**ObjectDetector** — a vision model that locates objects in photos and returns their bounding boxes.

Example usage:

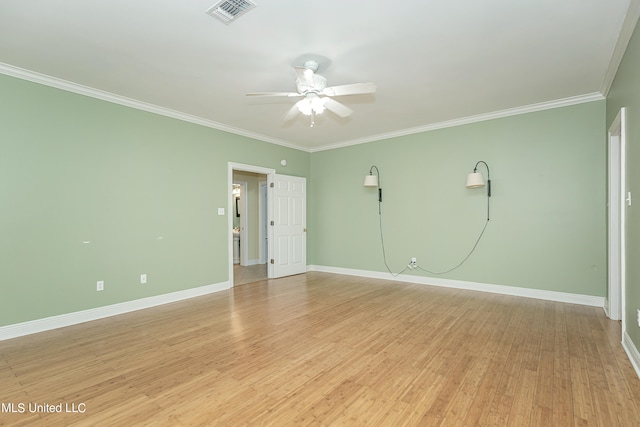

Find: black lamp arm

[369,166,382,202]
[474,161,491,197]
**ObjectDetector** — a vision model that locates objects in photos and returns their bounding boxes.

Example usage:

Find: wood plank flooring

[233,264,267,286]
[1,272,640,426]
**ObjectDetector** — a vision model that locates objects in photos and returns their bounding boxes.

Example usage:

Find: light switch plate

[218,208,225,215]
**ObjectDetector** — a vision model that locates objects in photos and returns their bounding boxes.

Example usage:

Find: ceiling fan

[246,60,376,126]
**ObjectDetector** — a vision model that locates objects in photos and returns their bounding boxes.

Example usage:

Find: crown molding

[1,62,605,154]
[600,0,640,96]
[0,62,307,152]
[310,92,605,152]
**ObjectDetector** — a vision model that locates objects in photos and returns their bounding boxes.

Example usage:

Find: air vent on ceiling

[206,0,257,24]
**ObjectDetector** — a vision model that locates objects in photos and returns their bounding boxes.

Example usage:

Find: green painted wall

[0,68,609,328]
[607,18,640,350]
[0,73,309,326]
[310,102,607,295]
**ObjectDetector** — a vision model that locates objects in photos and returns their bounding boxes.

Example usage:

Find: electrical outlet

[140,274,147,284]
[97,280,104,291]
[637,309,640,327]
[411,257,417,267]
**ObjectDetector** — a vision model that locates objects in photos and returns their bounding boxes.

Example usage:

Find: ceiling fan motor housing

[296,73,327,94]
[303,60,319,72]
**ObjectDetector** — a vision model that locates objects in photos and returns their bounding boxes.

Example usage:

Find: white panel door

[268,174,306,279]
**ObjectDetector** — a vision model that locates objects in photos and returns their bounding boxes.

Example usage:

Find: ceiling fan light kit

[246,59,376,126]
[295,93,326,116]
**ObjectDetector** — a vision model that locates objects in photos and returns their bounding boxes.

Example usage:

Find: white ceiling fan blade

[294,66,315,86]
[282,104,301,122]
[322,82,377,97]
[246,92,302,97]
[323,98,353,118]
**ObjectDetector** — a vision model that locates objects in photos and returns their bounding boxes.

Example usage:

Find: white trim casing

[258,181,268,265]
[607,107,627,324]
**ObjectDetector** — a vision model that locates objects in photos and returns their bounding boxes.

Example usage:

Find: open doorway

[232,171,267,285]
[229,163,275,286]
[228,162,308,285]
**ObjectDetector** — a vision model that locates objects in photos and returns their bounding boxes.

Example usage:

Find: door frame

[607,107,626,332]
[233,180,248,266]
[258,180,268,264]
[228,163,275,285]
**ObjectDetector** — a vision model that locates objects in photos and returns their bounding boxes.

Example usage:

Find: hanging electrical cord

[415,160,491,275]
[414,218,489,275]
[364,165,408,276]
[377,197,489,277]
[377,201,411,277]
[365,161,492,277]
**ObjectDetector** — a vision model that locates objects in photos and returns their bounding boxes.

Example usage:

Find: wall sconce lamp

[466,161,491,196]
[466,160,491,220]
[364,166,382,203]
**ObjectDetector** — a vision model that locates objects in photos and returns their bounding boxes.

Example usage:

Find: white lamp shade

[466,172,485,188]
[364,174,378,187]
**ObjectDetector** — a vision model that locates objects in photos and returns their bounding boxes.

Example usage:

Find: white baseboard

[623,331,640,379]
[307,265,605,307]
[309,265,640,380]
[0,281,230,341]
[242,259,263,266]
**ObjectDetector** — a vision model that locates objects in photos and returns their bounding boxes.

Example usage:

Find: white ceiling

[0,1,637,152]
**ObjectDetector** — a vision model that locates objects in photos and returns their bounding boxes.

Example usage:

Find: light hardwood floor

[1,272,640,426]
[233,264,267,286]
